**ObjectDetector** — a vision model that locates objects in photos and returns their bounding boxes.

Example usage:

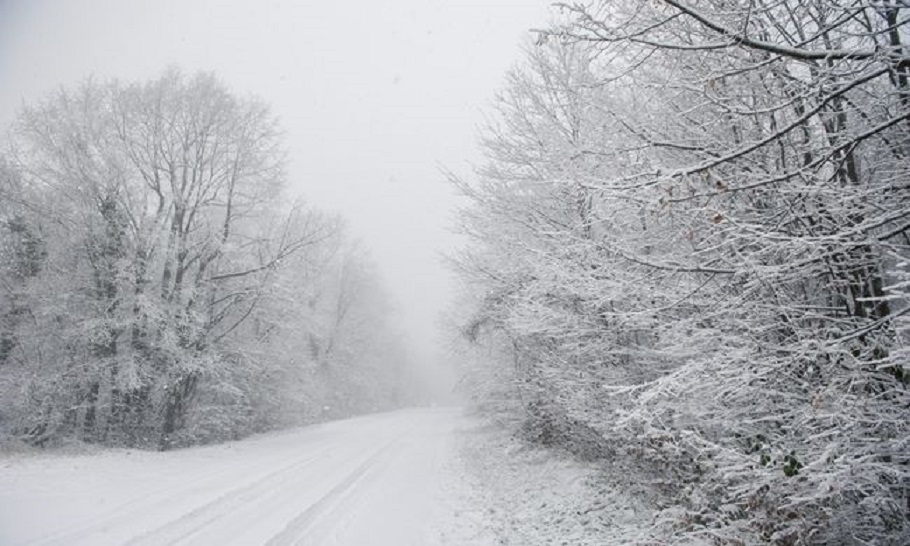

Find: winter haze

[1,1,909,545]
[0,0,553,395]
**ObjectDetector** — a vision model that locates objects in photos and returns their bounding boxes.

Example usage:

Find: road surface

[0,407,490,545]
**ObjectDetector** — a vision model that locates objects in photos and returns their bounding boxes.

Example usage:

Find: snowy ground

[0,407,494,546]
[453,417,656,545]
[0,407,653,545]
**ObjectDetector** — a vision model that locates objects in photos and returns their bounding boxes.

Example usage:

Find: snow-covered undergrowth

[455,416,657,545]
[446,1,910,543]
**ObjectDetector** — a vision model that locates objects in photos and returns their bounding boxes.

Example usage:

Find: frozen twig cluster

[0,70,414,450]
[451,1,910,544]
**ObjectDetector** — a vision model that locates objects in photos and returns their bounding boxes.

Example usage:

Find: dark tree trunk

[159,372,199,450]
[82,382,101,441]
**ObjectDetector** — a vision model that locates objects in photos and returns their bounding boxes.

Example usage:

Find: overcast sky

[0,0,555,379]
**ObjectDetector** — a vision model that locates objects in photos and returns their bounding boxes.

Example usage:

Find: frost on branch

[450,2,910,544]
[0,70,417,450]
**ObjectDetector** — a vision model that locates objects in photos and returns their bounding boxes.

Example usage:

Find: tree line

[0,69,415,450]
[451,1,909,544]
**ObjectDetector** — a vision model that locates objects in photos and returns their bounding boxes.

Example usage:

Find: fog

[0,0,553,396]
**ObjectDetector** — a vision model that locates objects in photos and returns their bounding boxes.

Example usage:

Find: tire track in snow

[31,446,335,546]
[29,455,250,546]
[7,410,463,546]
[124,445,338,546]
[264,431,407,546]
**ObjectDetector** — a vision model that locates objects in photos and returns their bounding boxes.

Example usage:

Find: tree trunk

[159,372,199,450]
[82,382,101,441]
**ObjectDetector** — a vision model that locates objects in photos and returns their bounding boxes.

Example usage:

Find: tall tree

[1,70,326,447]
[452,2,910,543]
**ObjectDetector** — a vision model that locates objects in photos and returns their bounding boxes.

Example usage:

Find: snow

[0,407,491,546]
[454,418,656,545]
[0,406,658,545]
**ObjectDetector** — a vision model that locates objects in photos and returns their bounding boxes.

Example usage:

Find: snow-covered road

[0,407,487,546]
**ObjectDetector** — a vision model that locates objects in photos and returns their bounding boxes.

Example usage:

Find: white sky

[0,0,555,374]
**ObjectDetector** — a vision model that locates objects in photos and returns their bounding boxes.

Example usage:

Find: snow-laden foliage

[451,2,910,544]
[0,70,416,450]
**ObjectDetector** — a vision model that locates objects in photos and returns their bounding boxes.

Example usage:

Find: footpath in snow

[1,406,647,545]
[0,407,498,546]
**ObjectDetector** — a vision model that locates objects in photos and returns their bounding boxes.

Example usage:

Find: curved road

[0,408,489,545]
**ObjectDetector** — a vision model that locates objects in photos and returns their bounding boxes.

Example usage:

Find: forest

[450,1,910,544]
[0,69,416,450]
[1,0,909,544]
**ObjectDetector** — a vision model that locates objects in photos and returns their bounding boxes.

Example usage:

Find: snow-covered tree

[0,69,416,449]
[452,2,910,543]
